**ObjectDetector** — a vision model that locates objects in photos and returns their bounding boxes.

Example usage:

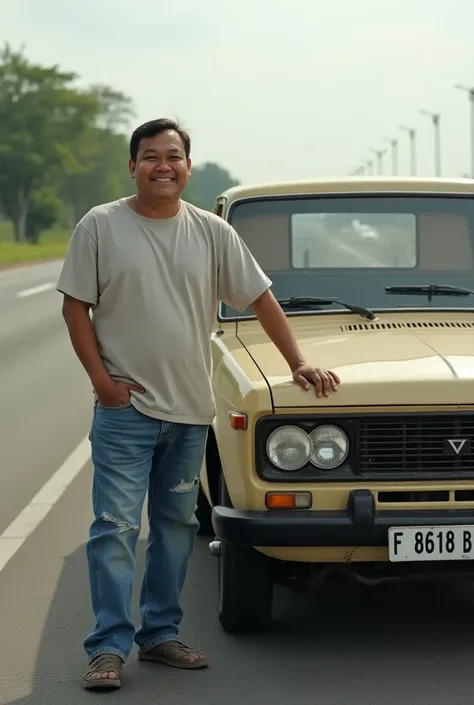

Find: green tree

[184,162,239,211]
[0,43,98,241]
[182,178,207,210]
[58,127,132,227]
[87,84,135,132]
[58,86,135,226]
[0,44,241,238]
[25,186,63,244]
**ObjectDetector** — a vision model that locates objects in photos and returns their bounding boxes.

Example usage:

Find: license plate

[388,525,474,562]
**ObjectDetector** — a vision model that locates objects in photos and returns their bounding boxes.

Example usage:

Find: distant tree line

[0,44,239,243]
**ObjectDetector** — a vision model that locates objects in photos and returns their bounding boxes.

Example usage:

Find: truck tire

[196,484,213,536]
[217,475,274,633]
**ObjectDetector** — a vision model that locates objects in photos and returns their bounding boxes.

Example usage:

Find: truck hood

[236,315,474,407]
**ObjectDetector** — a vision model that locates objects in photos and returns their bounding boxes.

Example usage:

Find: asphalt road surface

[1,261,474,705]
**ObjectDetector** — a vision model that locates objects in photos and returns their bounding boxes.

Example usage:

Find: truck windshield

[219,194,474,319]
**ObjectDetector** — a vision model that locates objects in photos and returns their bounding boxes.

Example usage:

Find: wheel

[196,484,214,536]
[217,475,274,633]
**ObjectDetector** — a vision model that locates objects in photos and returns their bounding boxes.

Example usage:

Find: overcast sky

[3,0,474,184]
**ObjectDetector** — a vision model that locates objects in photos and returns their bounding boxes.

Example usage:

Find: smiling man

[56,118,339,691]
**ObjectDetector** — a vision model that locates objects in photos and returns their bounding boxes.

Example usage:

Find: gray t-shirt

[56,198,272,425]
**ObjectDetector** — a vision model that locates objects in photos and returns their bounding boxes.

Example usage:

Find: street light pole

[370,148,387,175]
[383,137,398,175]
[420,110,441,176]
[399,125,416,175]
[454,84,474,178]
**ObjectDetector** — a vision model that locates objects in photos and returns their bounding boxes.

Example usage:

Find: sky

[3,0,474,184]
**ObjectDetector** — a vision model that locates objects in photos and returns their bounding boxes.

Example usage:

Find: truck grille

[359,414,474,474]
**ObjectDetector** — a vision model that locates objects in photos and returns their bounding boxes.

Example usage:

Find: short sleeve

[217,223,272,312]
[56,219,98,305]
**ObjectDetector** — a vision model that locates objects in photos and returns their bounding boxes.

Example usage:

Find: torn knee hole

[170,476,200,494]
[101,512,139,533]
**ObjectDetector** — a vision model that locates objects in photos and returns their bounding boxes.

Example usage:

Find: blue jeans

[84,401,208,663]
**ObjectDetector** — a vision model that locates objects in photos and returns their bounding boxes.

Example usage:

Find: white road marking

[0,436,91,573]
[17,282,55,298]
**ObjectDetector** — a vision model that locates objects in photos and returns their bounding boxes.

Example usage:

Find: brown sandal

[83,654,124,690]
[138,641,208,669]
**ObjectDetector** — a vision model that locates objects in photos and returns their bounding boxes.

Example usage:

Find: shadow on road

[6,537,474,705]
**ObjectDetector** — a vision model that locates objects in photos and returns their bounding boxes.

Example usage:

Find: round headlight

[266,425,311,471]
[309,425,349,470]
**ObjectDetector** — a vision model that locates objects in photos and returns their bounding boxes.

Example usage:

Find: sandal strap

[158,641,204,657]
[85,654,123,677]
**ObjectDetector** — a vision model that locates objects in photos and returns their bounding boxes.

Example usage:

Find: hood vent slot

[341,320,474,332]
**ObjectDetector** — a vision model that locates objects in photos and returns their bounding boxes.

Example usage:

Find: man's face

[129,130,191,202]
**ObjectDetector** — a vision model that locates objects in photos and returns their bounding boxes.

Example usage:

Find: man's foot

[138,641,208,669]
[82,654,124,690]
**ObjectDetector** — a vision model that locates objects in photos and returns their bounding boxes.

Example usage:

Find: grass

[0,221,70,268]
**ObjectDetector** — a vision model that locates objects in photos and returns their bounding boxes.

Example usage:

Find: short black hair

[129,118,191,162]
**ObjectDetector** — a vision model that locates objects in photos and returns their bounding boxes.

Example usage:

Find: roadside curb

[0,258,63,272]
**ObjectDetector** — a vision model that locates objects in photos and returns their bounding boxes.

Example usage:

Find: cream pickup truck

[195,177,474,633]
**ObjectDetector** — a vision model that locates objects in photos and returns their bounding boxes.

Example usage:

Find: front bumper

[211,489,474,547]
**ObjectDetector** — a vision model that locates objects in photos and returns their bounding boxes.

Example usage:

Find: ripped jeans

[84,401,208,663]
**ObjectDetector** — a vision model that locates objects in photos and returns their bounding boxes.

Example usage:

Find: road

[1,261,474,705]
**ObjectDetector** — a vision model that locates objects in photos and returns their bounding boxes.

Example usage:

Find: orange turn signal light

[267,493,296,509]
[266,492,312,509]
[229,411,248,430]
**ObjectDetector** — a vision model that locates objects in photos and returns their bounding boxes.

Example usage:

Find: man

[57,118,340,691]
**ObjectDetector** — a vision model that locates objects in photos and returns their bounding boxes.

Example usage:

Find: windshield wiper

[385,283,474,302]
[277,296,376,320]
